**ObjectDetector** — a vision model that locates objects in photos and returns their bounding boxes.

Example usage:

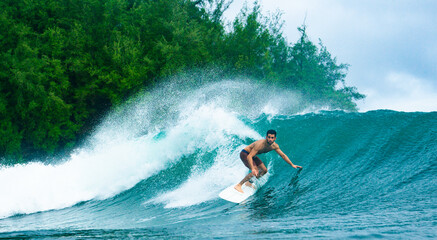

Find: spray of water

[0,76,315,218]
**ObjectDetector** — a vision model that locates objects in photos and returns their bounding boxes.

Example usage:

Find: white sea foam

[0,127,181,218]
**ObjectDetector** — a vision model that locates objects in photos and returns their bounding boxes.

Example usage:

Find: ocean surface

[1,80,436,239]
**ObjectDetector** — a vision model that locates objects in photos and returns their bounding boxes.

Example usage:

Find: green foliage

[221,4,277,77]
[0,0,364,161]
[286,26,365,109]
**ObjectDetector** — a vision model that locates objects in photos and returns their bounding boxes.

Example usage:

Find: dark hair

[266,129,277,136]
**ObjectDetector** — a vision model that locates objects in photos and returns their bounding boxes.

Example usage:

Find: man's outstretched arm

[275,148,302,169]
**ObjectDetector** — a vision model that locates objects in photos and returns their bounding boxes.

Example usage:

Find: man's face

[266,134,276,145]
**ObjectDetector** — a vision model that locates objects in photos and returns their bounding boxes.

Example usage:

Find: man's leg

[234,163,268,193]
[235,150,253,193]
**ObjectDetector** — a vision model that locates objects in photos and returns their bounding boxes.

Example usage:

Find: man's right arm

[247,151,259,176]
[248,141,263,176]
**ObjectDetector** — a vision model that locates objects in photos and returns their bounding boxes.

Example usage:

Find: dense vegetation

[0,0,364,161]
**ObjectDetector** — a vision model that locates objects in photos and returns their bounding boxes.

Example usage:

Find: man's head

[266,129,277,145]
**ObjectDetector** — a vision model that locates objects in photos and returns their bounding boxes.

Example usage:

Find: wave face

[0,80,436,239]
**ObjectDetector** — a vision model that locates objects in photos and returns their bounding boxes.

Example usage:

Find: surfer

[234,129,302,193]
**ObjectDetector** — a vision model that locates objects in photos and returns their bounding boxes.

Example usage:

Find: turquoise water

[1,80,436,239]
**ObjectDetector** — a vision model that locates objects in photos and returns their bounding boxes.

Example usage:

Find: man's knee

[259,165,267,173]
[258,168,267,177]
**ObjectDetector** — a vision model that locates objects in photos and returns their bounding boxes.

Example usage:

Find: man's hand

[292,164,303,169]
[251,168,259,177]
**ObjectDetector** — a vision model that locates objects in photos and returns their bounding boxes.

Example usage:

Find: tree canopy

[0,0,364,162]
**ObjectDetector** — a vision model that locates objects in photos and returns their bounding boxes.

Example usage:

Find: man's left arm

[275,148,302,169]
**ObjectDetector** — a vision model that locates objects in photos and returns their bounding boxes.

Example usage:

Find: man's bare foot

[244,181,255,189]
[234,184,244,193]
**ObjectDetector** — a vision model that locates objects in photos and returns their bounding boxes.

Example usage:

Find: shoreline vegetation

[0,0,364,162]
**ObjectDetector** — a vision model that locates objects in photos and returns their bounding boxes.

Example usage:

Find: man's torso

[244,139,277,155]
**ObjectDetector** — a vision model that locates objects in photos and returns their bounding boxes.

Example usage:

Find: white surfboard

[219,175,268,203]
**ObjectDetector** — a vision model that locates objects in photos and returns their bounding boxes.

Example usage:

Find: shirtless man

[234,129,302,193]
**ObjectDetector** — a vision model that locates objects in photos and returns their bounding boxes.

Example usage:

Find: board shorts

[240,149,264,169]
